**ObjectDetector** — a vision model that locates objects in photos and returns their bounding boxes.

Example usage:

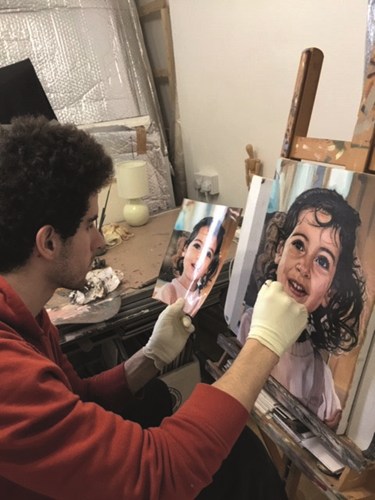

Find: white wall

[169,0,368,209]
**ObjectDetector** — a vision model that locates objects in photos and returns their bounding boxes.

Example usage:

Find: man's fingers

[181,315,195,334]
[163,298,194,332]
[182,316,192,328]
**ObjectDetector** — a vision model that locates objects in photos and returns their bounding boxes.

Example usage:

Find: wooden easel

[281,47,375,173]
[206,46,375,498]
[267,46,375,499]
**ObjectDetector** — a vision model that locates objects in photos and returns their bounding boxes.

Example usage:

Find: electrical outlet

[204,173,219,195]
[194,172,219,195]
[194,173,203,190]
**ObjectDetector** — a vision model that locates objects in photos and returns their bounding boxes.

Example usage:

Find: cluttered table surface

[101,208,181,293]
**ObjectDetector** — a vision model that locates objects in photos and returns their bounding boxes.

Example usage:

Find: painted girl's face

[275,209,341,313]
[182,227,218,284]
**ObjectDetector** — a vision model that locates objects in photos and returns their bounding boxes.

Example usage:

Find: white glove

[247,281,308,357]
[143,298,195,370]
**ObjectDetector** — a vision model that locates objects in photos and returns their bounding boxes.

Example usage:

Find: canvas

[230,159,375,436]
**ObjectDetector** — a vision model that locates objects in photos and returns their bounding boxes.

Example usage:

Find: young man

[0,116,307,499]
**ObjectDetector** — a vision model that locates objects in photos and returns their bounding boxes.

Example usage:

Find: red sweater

[0,277,248,500]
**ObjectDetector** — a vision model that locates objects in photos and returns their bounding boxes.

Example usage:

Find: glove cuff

[142,346,165,371]
[247,326,283,357]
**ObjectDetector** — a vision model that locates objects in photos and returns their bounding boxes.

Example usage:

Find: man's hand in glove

[143,298,195,370]
[247,280,308,357]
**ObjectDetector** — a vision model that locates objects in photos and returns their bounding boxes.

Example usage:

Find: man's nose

[93,227,106,253]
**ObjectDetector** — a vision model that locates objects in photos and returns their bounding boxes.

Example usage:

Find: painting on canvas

[235,159,375,434]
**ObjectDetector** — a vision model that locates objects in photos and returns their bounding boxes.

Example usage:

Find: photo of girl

[238,187,366,429]
[153,199,241,317]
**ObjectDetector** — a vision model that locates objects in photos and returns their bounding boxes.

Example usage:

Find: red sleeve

[0,332,248,500]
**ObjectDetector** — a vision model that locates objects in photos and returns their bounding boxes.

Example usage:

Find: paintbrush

[98,183,112,232]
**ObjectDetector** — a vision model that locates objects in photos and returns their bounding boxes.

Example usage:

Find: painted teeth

[291,281,304,292]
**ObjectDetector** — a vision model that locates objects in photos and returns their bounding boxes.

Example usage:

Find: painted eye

[193,242,201,250]
[316,255,330,270]
[292,239,304,252]
[206,250,213,259]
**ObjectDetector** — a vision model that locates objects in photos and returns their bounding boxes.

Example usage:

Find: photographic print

[153,198,241,317]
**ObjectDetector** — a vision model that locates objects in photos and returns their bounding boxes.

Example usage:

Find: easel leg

[256,425,301,497]
[284,461,302,500]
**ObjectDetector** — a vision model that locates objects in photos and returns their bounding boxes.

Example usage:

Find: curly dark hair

[0,115,114,272]
[255,188,365,353]
[175,216,225,290]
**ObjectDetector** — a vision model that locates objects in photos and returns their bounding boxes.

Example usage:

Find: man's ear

[35,225,60,259]
[274,241,285,265]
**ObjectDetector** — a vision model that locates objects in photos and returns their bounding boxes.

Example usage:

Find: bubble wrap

[81,118,174,213]
[367,0,375,72]
[0,0,173,211]
[0,0,159,123]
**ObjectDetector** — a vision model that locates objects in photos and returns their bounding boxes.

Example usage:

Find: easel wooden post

[281,47,375,173]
